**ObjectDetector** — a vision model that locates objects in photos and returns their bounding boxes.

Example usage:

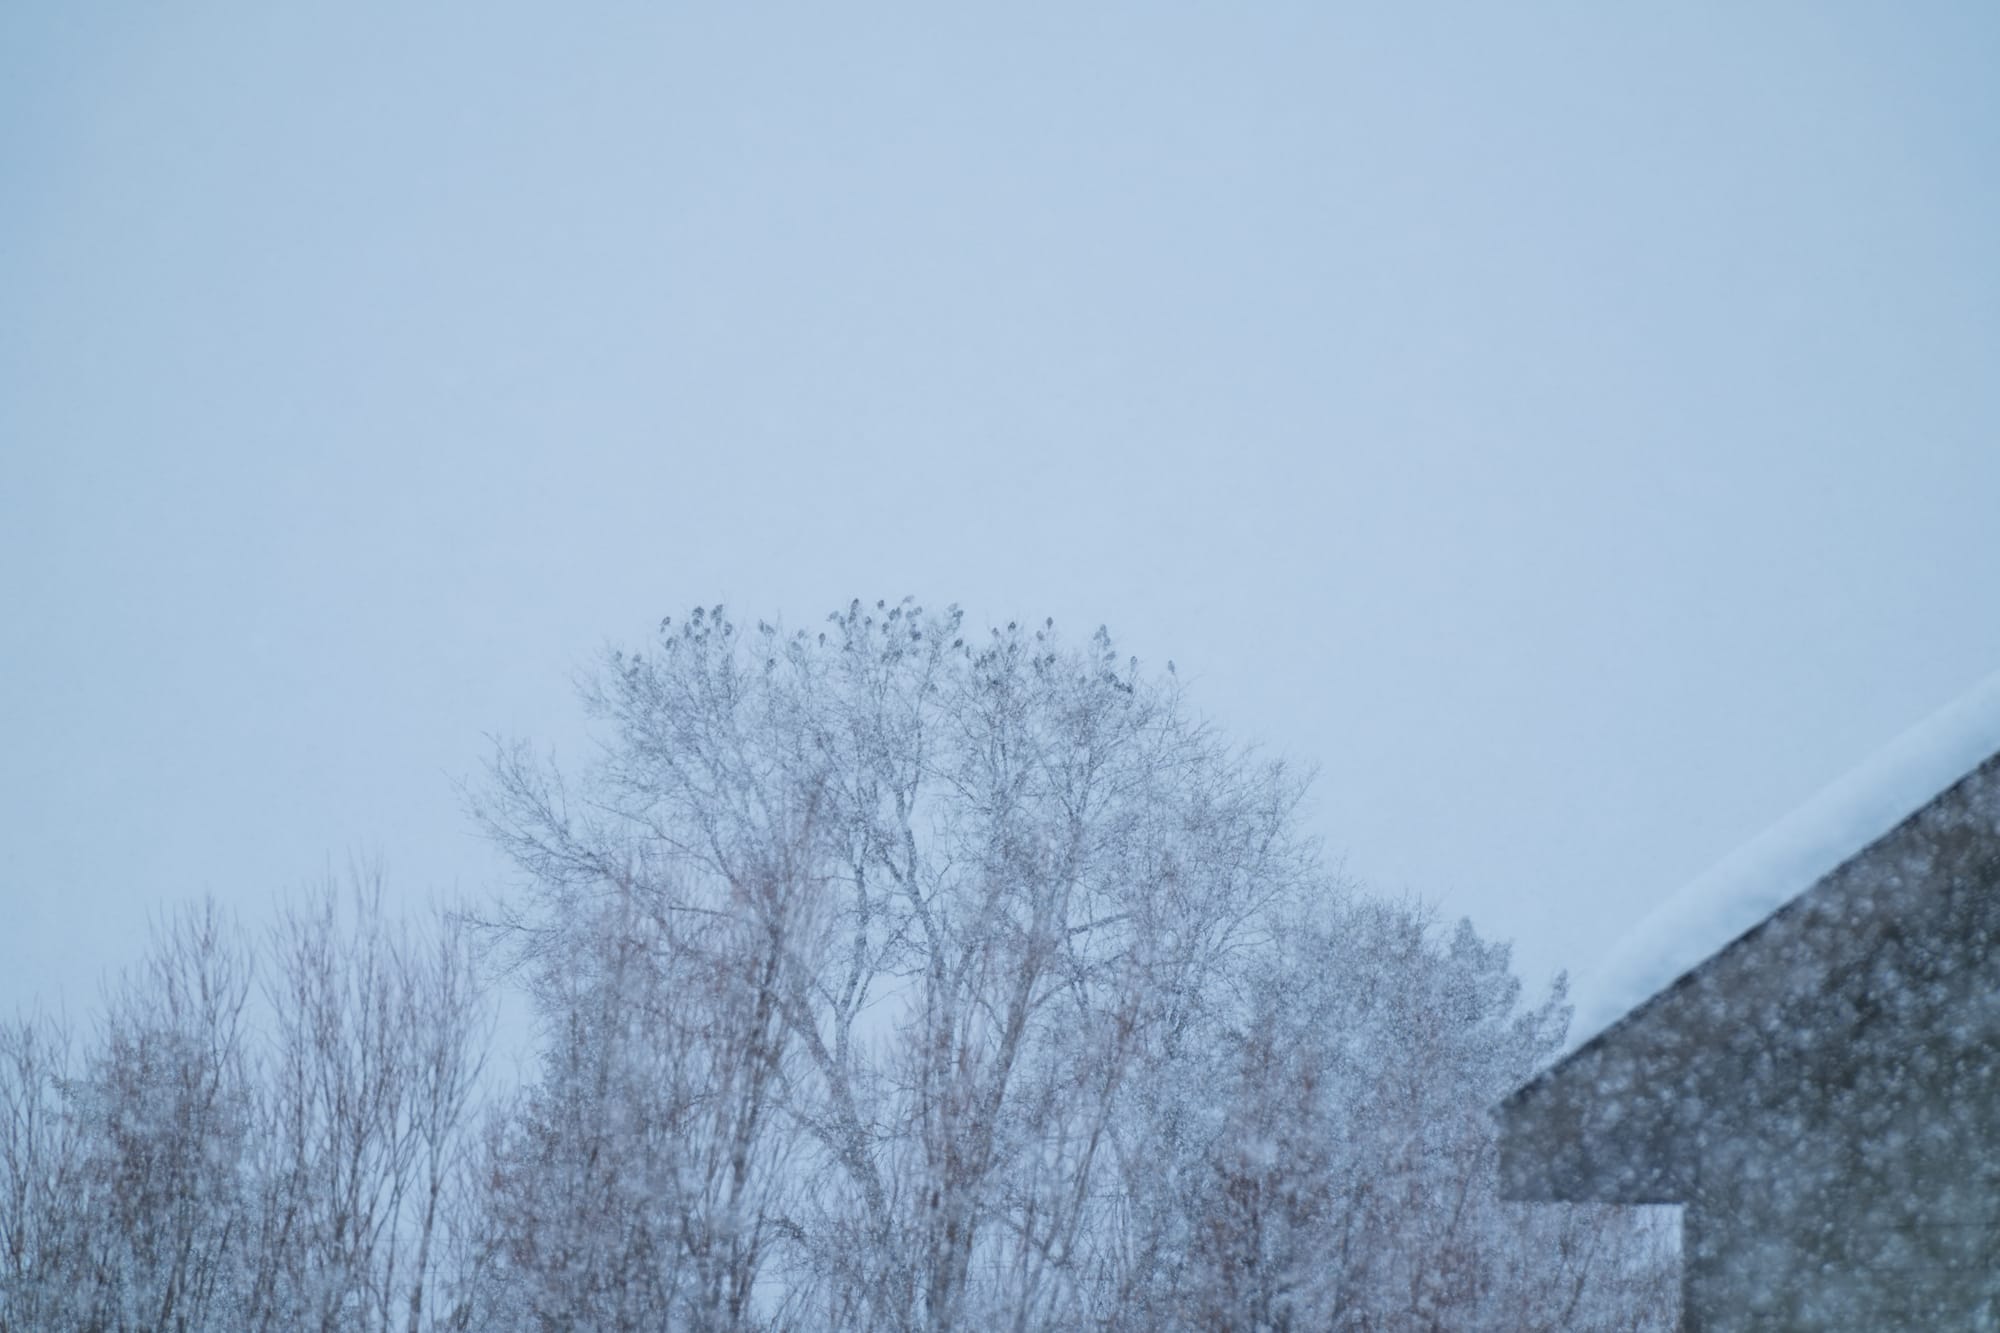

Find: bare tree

[0,1013,87,1332]
[2,885,491,1333]
[476,602,1318,1330]
[69,901,257,1333]
[463,825,812,1331]
[1162,899,1679,1331]
[250,875,488,1333]
[396,908,488,1333]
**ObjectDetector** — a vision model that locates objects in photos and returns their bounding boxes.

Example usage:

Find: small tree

[251,877,487,1333]
[0,1013,87,1333]
[1165,900,1679,1331]
[73,901,257,1333]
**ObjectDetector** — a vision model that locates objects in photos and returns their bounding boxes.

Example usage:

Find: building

[1498,673,2000,1330]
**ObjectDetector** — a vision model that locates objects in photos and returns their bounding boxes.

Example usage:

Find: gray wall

[1501,757,2000,1329]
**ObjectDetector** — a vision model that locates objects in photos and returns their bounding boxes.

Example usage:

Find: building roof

[1563,667,2000,1057]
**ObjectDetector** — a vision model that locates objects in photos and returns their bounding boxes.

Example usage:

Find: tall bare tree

[476,601,1319,1330]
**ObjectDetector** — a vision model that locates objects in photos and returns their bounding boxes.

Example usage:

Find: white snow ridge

[1565,668,2000,1055]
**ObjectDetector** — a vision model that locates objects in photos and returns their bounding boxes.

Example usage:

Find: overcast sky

[5,3,1998,1022]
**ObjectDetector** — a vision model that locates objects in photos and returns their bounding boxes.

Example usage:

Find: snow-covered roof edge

[1563,668,2000,1057]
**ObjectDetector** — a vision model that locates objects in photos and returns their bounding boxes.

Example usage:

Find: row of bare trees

[0,887,488,1333]
[4,602,1678,1330]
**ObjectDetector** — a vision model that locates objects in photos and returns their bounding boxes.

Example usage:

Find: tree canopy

[0,601,1677,1332]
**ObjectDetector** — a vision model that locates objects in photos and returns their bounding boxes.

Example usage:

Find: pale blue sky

[5,3,1998,1015]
